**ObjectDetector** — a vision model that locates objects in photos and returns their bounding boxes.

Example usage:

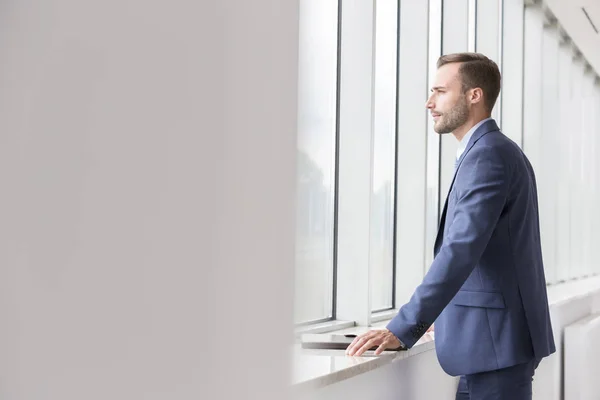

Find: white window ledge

[292,329,435,392]
[292,274,600,393]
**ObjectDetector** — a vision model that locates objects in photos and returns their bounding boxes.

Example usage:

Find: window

[568,56,584,280]
[294,0,436,328]
[370,0,399,313]
[540,21,560,284]
[294,0,339,324]
[556,36,572,282]
[293,0,600,331]
[475,0,502,121]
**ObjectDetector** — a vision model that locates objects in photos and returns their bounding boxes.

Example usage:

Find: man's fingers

[346,332,376,355]
[347,337,370,355]
[375,336,397,355]
[374,343,387,355]
[346,337,362,355]
[346,337,360,355]
[346,330,402,356]
[347,335,366,356]
[351,340,370,357]
[355,337,382,357]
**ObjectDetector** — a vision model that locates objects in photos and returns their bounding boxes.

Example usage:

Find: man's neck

[452,114,491,142]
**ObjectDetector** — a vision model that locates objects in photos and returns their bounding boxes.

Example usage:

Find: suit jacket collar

[452,119,500,181]
[456,117,493,160]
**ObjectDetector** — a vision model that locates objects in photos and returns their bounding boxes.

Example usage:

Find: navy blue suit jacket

[386,119,556,376]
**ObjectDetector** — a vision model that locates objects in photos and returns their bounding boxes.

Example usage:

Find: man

[346,53,555,399]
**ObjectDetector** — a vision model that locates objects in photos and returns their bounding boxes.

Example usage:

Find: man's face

[426,63,470,134]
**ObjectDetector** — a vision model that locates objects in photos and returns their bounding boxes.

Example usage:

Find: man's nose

[425,97,434,109]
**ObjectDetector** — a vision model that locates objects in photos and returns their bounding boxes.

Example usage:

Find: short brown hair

[437,52,501,113]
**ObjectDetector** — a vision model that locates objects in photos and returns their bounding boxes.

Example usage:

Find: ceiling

[582,1,600,33]
[545,0,600,76]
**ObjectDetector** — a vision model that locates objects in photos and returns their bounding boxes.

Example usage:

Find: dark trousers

[455,359,538,400]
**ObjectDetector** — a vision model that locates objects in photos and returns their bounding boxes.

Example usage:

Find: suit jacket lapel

[433,119,501,255]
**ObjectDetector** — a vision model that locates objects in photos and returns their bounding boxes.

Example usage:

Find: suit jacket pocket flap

[453,290,505,309]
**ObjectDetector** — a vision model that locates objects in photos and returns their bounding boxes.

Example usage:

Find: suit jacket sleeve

[386,145,512,348]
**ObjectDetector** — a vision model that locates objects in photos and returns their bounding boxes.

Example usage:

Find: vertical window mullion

[523,4,545,278]
[424,0,443,273]
[394,0,431,306]
[582,66,595,278]
[541,19,559,284]
[475,0,501,120]
[556,35,572,283]
[569,53,584,280]
[335,0,377,326]
[501,0,525,146]
[439,0,469,224]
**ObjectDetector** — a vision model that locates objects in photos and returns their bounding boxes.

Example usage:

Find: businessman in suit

[346,53,555,399]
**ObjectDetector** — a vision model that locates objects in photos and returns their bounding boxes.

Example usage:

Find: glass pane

[294,0,338,324]
[370,0,398,312]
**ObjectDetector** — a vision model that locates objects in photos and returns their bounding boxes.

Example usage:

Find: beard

[433,95,469,134]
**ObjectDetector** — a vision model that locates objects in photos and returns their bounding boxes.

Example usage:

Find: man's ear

[468,88,484,105]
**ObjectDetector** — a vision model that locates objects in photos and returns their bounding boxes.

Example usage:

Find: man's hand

[345,329,403,357]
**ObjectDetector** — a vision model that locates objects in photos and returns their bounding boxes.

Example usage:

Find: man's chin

[433,125,451,134]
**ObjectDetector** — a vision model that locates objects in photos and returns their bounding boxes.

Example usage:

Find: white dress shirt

[456,117,493,161]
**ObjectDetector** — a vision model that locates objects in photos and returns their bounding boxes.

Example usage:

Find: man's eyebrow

[431,86,446,92]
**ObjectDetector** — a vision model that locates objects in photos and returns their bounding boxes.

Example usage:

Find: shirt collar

[456,117,493,160]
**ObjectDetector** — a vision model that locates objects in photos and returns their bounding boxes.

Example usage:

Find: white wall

[534,287,600,400]
[0,1,298,399]
[564,313,600,399]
